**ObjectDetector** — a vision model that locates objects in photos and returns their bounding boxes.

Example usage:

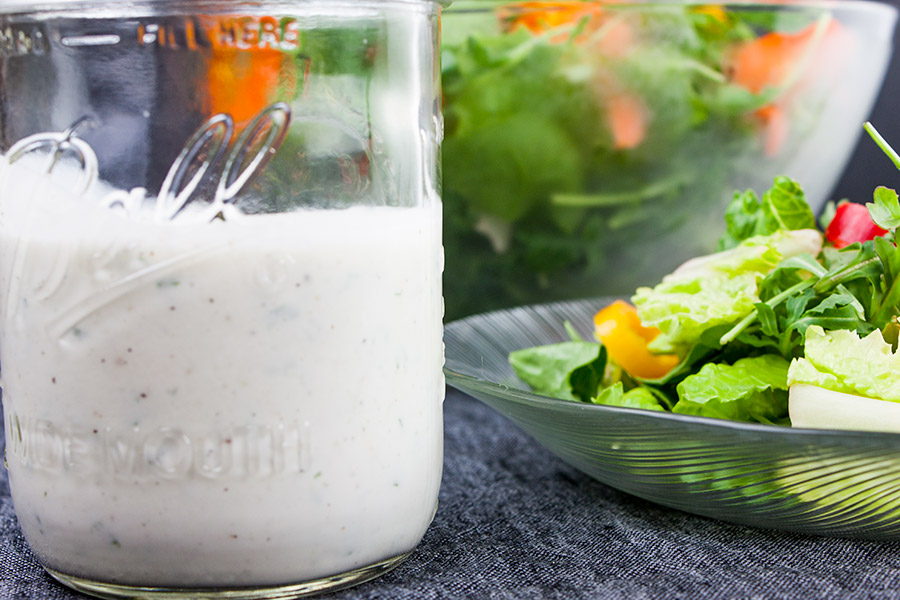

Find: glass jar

[0,1,446,598]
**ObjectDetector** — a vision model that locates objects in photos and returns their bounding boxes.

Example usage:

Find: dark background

[831,0,900,204]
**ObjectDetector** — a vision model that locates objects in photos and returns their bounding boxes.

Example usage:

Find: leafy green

[673,355,791,424]
[718,177,817,250]
[592,383,666,412]
[440,4,827,320]
[505,125,900,428]
[443,114,584,222]
[787,326,900,402]
[717,250,872,358]
[509,341,607,402]
[632,228,822,353]
[868,186,900,231]
[865,121,900,172]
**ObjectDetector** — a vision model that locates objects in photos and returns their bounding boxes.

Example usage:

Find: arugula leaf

[764,177,817,232]
[723,251,873,358]
[870,236,900,326]
[756,301,780,337]
[867,187,900,231]
[509,341,607,402]
[718,177,816,249]
[673,354,791,423]
[786,294,867,339]
[718,189,767,250]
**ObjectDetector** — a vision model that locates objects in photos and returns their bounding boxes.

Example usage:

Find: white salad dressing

[0,159,444,586]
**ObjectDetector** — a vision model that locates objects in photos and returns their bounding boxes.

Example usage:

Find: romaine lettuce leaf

[787,325,900,402]
[632,229,822,352]
[673,354,791,423]
[591,383,666,411]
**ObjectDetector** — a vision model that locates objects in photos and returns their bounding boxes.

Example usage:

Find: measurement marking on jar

[61,34,121,47]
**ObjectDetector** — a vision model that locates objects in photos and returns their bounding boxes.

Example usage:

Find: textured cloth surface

[3,389,900,599]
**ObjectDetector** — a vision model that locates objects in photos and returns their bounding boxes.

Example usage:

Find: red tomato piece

[825,202,888,249]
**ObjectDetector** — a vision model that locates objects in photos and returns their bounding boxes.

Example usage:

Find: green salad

[509,124,900,430]
[441,1,853,319]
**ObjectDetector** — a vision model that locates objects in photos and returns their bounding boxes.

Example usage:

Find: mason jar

[0,1,446,597]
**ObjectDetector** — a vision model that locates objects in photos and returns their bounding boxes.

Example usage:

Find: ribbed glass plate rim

[444,296,900,445]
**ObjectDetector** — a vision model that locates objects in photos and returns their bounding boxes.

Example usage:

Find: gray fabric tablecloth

[3,388,900,599]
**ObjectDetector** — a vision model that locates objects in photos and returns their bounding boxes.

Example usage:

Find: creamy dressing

[0,160,444,586]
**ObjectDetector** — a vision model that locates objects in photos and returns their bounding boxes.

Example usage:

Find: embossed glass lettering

[0,24,49,57]
[5,413,311,480]
[137,16,303,52]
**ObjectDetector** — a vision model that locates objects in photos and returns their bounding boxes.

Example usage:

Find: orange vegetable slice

[593,300,679,379]
[501,1,605,35]
[606,92,647,150]
[500,1,643,148]
[206,48,292,124]
[499,0,632,53]
[728,17,850,156]
[754,104,789,158]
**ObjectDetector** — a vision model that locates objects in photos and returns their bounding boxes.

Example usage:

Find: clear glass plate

[444,297,900,539]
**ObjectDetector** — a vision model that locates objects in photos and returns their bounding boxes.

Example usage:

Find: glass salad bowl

[445,297,900,539]
[440,0,898,320]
